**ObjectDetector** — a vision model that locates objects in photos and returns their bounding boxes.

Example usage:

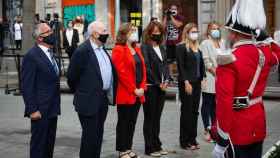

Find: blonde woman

[199,22,225,142]
[176,23,206,150]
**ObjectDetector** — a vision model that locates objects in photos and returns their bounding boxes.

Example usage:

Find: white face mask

[189,32,199,41]
[128,32,139,42]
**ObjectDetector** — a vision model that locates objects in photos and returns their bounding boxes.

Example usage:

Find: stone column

[95,0,109,28]
[115,0,120,32]
[142,0,151,29]
[275,0,280,30]
[215,0,232,24]
[35,0,45,19]
[22,0,36,54]
[0,0,3,17]
[152,0,163,21]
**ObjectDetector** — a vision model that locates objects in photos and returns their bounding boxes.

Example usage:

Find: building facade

[1,0,280,51]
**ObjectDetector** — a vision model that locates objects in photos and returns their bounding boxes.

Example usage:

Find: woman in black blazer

[176,23,206,150]
[141,21,170,157]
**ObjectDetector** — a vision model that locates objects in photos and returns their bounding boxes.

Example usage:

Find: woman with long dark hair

[141,21,170,157]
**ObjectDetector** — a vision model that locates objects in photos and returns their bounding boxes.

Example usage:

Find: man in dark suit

[67,21,117,158]
[21,23,61,158]
[63,20,79,59]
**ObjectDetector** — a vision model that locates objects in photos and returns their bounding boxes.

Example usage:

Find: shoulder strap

[247,48,266,97]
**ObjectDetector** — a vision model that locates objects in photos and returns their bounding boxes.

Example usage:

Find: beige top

[199,39,225,93]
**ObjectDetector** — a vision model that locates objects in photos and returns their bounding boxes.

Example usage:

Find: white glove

[212,144,227,158]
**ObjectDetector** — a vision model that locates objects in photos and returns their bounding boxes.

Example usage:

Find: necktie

[48,49,59,75]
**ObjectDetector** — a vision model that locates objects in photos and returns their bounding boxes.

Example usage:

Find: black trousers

[30,117,57,158]
[178,81,201,147]
[166,45,176,63]
[15,40,22,50]
[143,86,166,154]
[116,101,141,152]
[201,92,216,130]
[226,142,263,158]
[65,46,77,59]
[78,106,108,158]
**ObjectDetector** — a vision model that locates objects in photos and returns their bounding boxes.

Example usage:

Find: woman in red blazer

[112,23,146,158]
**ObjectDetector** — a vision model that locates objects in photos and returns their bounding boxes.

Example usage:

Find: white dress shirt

[14,23,23,40]
[153,46,163,61]
[66,29,73,46]
[90,40,113,90]
[38,44,59,74]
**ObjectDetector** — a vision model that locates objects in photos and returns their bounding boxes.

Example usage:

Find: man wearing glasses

[21,23,61,158]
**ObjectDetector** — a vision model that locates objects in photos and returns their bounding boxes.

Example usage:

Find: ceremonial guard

[212,0,280,158]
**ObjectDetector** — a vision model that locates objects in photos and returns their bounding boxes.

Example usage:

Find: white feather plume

[227,0,241,24]
[238,0,266,29]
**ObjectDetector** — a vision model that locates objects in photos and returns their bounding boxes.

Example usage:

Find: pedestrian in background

[163,4,184,78]
[50,13,63,53]
[176,23,206,150]
[67,21,117,158]
[14,16,23,50]
[199,22,225,143]
[63,20,79,59]
[21,23,61,158]
[74,16,85,45]
[141,21,170,157]
[112,23,146,158]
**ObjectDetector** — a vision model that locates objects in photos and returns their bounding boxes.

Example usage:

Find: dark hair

[170,4,178,9]
[115,23,134,45]
[143,21,165,45]
[53,13,59,19]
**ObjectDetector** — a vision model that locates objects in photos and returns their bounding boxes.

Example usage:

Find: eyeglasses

[190,31,199,34]
[39,30,53,36]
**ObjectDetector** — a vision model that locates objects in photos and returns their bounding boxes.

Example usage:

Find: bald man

[21,23,61,158]
[67,21,117,158]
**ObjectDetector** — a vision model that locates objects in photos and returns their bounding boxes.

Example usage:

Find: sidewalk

[0,93,280,158]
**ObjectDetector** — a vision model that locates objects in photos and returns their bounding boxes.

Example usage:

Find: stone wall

[22,0,36,53]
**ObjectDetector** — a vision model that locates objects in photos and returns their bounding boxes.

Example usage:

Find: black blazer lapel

[35,45,57,76]
[86,40,103,84]
[159,45,166,62]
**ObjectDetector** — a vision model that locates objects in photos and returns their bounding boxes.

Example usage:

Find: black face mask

[42,33,56,46]
[151,34,162,43]
[98,34,109,44]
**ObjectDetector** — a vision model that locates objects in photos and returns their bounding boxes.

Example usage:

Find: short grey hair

[33,23,48,39]
[87,21,105,39]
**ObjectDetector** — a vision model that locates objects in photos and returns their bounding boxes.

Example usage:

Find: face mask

[98,34,109,44]
[42,33,56,46]
[68,23,73,28]
[128,32,139,42]
[210,29,221,39]
[170,10,177,16]
[151,34,162,43]
[189,32,199,41]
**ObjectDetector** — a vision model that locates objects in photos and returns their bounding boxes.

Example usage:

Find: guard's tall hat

[225,0,266,36]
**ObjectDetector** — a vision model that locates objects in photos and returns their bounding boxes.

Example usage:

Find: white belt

[248,96,263,106]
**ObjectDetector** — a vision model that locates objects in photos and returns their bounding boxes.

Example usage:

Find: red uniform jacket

[112,44,147,105]
[216,41,280,145]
